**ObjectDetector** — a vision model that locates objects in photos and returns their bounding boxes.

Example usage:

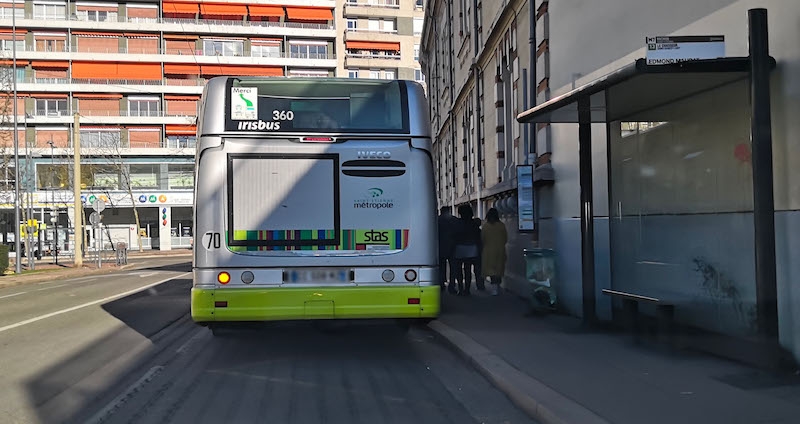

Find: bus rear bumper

[191,286,440,322]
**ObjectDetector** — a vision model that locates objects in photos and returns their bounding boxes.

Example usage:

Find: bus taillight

[218,272,231,284]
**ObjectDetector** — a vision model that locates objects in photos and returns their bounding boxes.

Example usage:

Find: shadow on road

[23,276,192,424]
[132,260,192,273]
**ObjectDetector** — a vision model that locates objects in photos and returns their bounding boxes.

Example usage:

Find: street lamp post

[11,0,21,273]
[47,140,58,265]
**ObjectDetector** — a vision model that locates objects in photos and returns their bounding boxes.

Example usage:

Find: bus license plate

[287,269,348,284]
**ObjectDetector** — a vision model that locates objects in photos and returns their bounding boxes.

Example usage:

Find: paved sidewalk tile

[434,288,800,424]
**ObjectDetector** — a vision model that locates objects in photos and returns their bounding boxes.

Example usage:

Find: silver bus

[191,77,439,333]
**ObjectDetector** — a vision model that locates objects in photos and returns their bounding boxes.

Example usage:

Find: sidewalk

[428,287,800,424]
[0,249,192,289]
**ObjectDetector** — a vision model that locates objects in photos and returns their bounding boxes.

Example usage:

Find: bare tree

[82,130,146,252]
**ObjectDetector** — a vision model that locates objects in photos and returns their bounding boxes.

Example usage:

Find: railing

[20,45,337,60]
[345,0,400,9]
[18,77,207,87]
[171,236,192,248]
[346,28,399,34]
[124,16,333,30]
[346,53,401,60]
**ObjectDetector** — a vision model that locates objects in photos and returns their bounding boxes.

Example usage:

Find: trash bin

[523,248,557,312]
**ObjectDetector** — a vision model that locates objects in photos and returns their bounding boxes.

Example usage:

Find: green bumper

[191,286,440,322]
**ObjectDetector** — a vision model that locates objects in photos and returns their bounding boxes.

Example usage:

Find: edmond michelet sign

[646,35,725,65]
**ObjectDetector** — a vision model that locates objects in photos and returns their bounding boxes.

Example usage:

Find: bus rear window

[226,79,408,134]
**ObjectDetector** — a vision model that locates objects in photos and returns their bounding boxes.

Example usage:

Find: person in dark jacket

[452,205,481,295]
[437,206,458,292]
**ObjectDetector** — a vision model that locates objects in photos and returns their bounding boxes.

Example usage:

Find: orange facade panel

[200,4,247,16]
[345,40,400,51]
[128,128,162,147]
[35,69,67,79]
[126,6,158,19]
[0,130,26,148]
[165,39,196,55]
[285,7,332,21]
[164,63,200,75]
[163,2,198,14]
[165,125,196,135]
[248,5,284,17]
[31,61,69,68]
[72,62,162,80]
[35,129,69,148]
[200,65,282,77]
[77,37,119,53]
[79,99,120,116]
[127,38,159,54]
[166,99,197,116]
[0,60,28,66]
[164,95,200,100]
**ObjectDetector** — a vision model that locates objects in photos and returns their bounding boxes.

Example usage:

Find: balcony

[345,0,400,10]
[1,15,335,38]
[24,109,196,125]
[15,45,337,68]
[344,52,401,67]
[16,77,205,94]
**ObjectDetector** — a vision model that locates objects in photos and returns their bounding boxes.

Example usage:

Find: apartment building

[421,0,800,366]
[0,0,423,254]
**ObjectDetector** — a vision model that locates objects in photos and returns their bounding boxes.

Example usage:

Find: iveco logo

[357,151,391,159]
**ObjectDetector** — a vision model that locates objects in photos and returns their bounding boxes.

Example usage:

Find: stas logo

[237,120,281,131]
[364,230,389,242]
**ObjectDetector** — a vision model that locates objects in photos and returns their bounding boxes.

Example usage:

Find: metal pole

[748,8,779,341]
[578,96,596,324]
[73,113,83,267]
[98,223,102,268]
[11,0,21,273]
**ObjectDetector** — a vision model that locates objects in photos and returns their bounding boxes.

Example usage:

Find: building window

[346,19,357,31]
[382,19,395,33]
[348,69,358,79]
[369,70,380,79]
[34,35,67,53]
[289,41,328,59]
[166,135,196,149]
[416,0,424,9]
[80,131,121,149]
[203,39,244,57]
[77,9,118,22]
[168,164,194,190]
[251,44,281,58]
[383,70,395,80]
[128,98,160,117]
[128,164,160,189]
[414,44,420,61]
[35,99,69,116]
[0,66,25,82]
[0,6,24,19]
[33,2,66,20]
[413,18,424,35]
[414,69,425,82]
[0,39,25,52]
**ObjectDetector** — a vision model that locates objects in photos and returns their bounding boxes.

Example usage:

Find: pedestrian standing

[452,205,480,296]
[437,206,457,292]
[481,208,507,296]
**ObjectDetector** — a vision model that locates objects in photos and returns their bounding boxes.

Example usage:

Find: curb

[427,320,610,424]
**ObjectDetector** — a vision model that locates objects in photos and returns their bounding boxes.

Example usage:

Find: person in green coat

[481,208,508,296]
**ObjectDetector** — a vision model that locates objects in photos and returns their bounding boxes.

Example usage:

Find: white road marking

[138,272,159,278]
[0,272,191,334]
[36,284,68,291]
[0,292,26,300]
[85,366,165,424]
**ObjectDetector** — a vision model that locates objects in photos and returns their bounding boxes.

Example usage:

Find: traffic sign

[92,199,106,212]
[89,211,101,226]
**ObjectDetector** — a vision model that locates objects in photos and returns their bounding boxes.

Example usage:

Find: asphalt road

[0,257,535,424]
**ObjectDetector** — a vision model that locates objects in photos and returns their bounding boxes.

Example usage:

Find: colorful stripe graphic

[228,229,410,252]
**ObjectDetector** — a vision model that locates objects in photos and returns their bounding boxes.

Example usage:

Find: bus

[191,77,439,333]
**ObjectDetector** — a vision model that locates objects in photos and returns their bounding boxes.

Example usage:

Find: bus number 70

[204,232,221,249]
